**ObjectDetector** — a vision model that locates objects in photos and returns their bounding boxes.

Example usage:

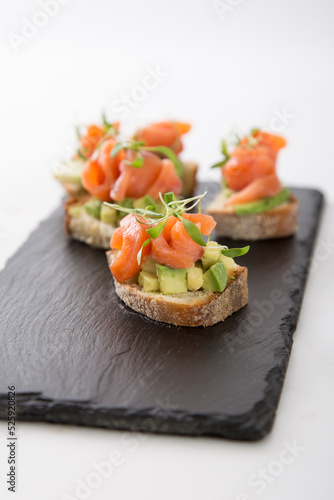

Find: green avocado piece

[84,198,102,219]
[187,266,203,291]
[138,271,159,293]
[156,264,187,294]
[202,261,227,292]
[133,195,157,211]
[54,159,83,185]
[201,241,221,269]
[234,187,290,215]
[100,204,117,224]
[68,204,82,218]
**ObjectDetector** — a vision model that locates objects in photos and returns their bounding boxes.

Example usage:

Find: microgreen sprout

[102,113,119,136]
[211,139,230,169]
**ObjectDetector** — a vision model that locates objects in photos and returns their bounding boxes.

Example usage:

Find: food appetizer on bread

[206,129,298,240]
[106,192,249,327]
[54,116,198,249]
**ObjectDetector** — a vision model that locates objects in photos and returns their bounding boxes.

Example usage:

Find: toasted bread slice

[206,191,299,240]
[64,197,116,249]
[106,250,248,327]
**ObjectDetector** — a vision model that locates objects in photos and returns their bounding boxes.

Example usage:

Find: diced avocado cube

[117,198,134,221]
[84,198,102,219]
[219,254,236,277]
[156,264,187,295]
[202,261,227,292]
[54,159,83,185]
[68,205,82,218]
[138,271,159,293]
[133,195,157,211]
[142,255,158,274]
[201,241,221,269]
[187,266,203,291]
[100,204,117,224]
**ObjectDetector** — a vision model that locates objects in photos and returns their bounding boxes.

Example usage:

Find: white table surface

[1,1,333,498]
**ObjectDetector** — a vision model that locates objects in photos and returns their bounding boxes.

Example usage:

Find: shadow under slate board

[0,185,323,440]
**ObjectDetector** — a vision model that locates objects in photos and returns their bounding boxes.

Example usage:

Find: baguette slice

[206,191,299,240]
[107,250,248,327]
[64,161,198,249]
[64,196,116,249]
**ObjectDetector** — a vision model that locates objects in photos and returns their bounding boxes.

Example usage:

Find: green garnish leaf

[221,139,229,157]
[211,139,230,169]
[250,128,260,136]
[147,219,167,239]
[102,112,109,127]
[76,126,81,141]
[230,276,236,280]
[77,149,87,161]
[143,146,183,177]
[111,142,125,157]
[211,160,226,169]
[164,192,176,205]
[221,246,250,258]
[180,217,206,246]
[125,154,144,168]
[137,238,151,265]
[102,113,118,135]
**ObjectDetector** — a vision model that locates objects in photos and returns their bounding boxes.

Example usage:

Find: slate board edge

[0,188,325,441]
[0,365,286,441]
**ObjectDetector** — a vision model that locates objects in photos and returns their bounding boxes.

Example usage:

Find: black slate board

[0,186,323,440]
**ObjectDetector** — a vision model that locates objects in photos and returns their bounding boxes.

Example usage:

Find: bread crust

[107,250,248,327]
[206,192,299,240]
[64,196,116,249]
[180,161,198,197]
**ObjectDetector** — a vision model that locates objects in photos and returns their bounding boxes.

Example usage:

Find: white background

[1,0,334,499]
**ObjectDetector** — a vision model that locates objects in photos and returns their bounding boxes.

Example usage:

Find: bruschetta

[55,117,198,248]
[206,129,298,240]
[106,192,249,327]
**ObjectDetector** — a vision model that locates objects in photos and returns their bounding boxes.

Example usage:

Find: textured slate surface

[0,186,323,440]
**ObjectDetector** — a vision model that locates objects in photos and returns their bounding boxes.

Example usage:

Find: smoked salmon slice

[79,125,105,159]
[181,213,216,235]
[147,159,182,200]
[162,215,179,242]
[170,221,204,262]
[151,213,215,269]
[135,121,191,154]
[110,227,123,250]
[110,215,151,282]
[247,131,286,160]
[81,138,124,202]
[111,151,182,201]
[224,173,282,206]
[223,147,275,191]
[151,234,195,269]
[221,130,286,206]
